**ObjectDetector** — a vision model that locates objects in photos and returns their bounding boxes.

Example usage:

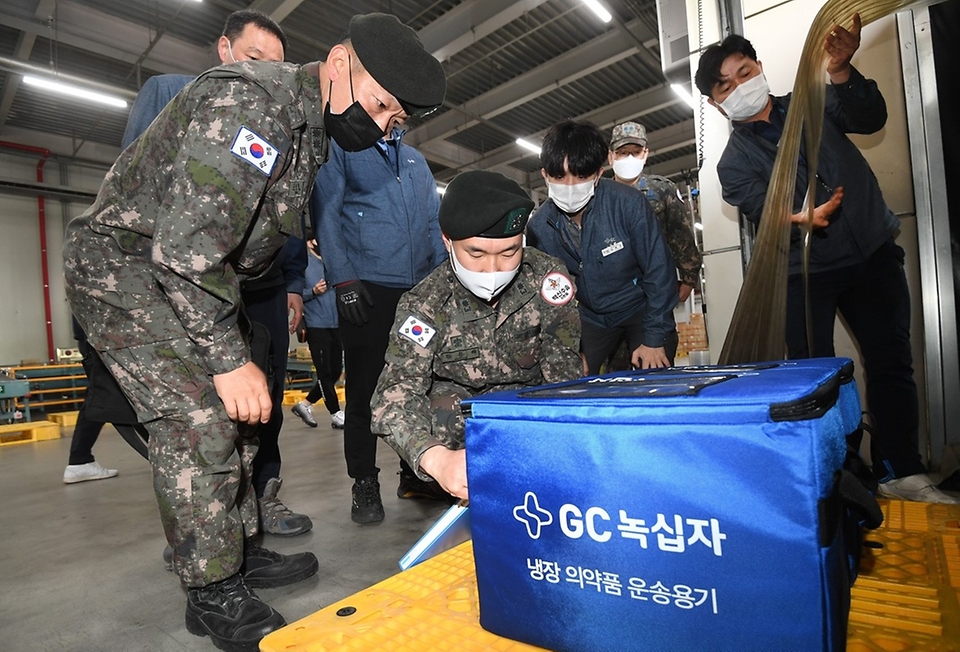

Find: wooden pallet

[0,420,61,446]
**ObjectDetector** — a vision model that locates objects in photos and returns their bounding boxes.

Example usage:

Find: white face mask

[449,246,521,302]
[548,178,597,214]
[719,72,770,121]
[612,155,645,181]
[226,41,238,63]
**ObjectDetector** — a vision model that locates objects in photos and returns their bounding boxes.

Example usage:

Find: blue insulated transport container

[464,358,860,652]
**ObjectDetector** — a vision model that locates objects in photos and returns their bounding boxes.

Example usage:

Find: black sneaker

[241,539,319,589]
[397,470,457,503]
[185,573,286,652]
[351,475,385,524]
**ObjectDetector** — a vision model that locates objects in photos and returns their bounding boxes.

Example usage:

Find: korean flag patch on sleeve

[231,126,279,176]
[399,315,436,347]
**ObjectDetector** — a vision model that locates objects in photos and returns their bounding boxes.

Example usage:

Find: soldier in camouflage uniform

[609,121,702,303]
[63,13,445,652]
[372,171,582,500]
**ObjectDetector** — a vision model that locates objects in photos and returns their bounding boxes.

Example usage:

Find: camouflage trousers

[100,338,259,588]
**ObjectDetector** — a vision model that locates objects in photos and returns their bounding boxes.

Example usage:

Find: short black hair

[694,34,758,97]
[540,119,608,178]
[222,10,288,56]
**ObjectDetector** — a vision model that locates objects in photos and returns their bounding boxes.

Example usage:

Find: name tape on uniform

[399,315,436,347]
[230,126,279,176]
[541,272,574,306]
[601,241,624,257]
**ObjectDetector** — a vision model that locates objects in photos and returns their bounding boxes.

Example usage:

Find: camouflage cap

[439,170,534,240]
[610,121,647,150]
[349,13,446,118]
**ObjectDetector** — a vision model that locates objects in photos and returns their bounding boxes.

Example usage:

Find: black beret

[349,13,446,117]
[439,171,535,240]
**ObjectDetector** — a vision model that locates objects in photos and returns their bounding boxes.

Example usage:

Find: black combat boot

[241,538,319,588]
[185,573,286,652]
[397,468,457,503]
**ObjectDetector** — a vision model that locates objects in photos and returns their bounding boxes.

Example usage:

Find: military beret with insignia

[349,13,446,118]
[439,170,535,240]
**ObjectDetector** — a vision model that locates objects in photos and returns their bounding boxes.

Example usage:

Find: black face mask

[324,56,386,152]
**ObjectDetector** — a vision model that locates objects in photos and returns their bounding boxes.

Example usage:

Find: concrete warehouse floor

[0,414,450,651]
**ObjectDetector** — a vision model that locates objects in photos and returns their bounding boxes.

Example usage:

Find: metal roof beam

[648,153,699,178]
[0,0,61,131]
[0,34,36,133]
[492,118,697,187]
[425,84,682,181]
[248,0,309,25]
[418,0,551,62]
[404,18,657,150]
[0,1,212,77]
[0,175,98,202]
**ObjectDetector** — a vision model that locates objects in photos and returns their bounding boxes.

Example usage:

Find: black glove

[335,280,374,326]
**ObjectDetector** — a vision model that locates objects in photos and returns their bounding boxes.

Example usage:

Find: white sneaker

[331,410,345,429]
[63,461,119,484]
[879,473,960,505]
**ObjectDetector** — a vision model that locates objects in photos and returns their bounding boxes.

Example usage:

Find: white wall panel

[0,191,49,363]
[0,153,101,365]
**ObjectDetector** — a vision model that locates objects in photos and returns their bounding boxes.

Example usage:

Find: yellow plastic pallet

[47,411,79,427]
[848,498,960,651]
[261,498,960,652]
[261,541,544,652]
[282,390,308,406]
[0,420,61,446]
[282,387,346,407]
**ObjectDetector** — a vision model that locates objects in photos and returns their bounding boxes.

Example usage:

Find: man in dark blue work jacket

[695,15,959,505]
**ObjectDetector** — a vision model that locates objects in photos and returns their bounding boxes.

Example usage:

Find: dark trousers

[69,338,107,465]
[581,309,679,375]
[785,239,925,481]
[243,285,290,498]
[339,282,409,480]
[305,327,343,414]
[68,400,103,465]
[70,337,147,463]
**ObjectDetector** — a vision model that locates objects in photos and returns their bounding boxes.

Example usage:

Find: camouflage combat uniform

[371,248,582,480]
[634,174,702,288]
[62,61,327,588]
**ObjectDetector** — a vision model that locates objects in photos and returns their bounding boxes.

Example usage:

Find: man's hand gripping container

[463,358,868,652]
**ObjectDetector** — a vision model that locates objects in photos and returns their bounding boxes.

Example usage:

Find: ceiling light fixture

[583,0,612,23]
[515,138,542,155]
[437,184,446,195]
[670,83,698,110]
[23,75,128,109]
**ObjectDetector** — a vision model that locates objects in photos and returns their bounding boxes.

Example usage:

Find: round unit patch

[540,271,574,306]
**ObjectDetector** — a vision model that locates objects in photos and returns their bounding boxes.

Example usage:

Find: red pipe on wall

[0,140,55,362]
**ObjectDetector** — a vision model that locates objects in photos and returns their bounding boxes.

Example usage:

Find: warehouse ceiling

[0,0,698,191]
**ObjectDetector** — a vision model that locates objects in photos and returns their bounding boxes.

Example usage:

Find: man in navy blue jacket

[695,16,958,505]
[527,119,677,376]
[311,129,448,523]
